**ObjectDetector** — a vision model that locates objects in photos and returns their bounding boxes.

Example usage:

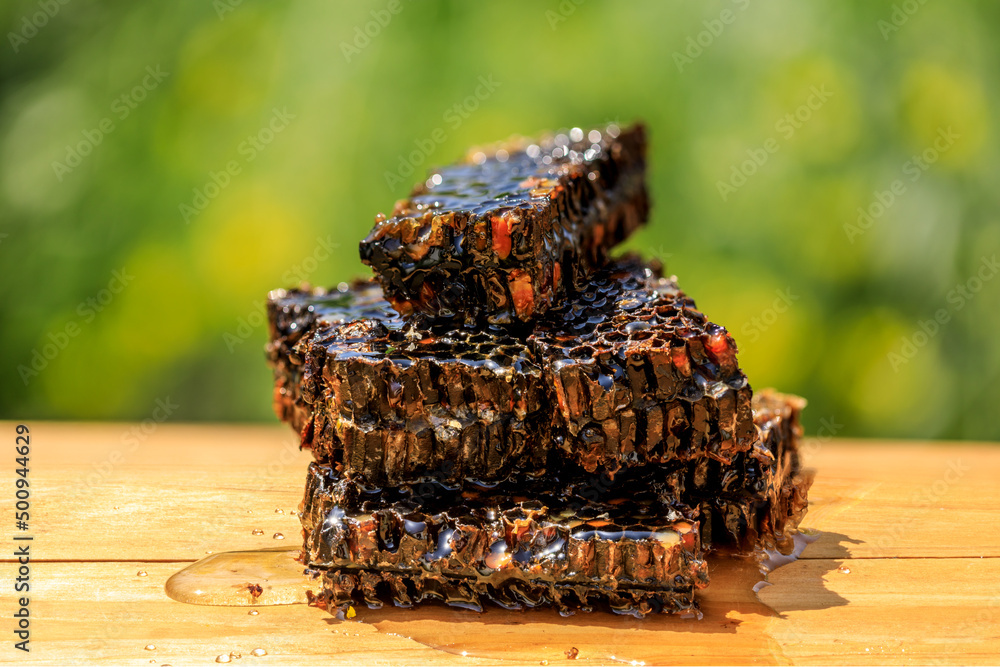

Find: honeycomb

[268,258,760,485]
[530,256,758,473]
[359,123,649,323]
[299,461,707,617]
[264,121,814,619]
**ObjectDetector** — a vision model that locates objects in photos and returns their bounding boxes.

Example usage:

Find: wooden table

[1,422,998,665]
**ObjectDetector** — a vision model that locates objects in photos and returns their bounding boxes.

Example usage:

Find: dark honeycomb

[359,123,649,324]
[687,390,813,553]
[267,257,758,486]
[299,462,708,617]
[266,281,399,443]
[530,256,758,475]
[296,391,811,616]
[265,120,815,621]
[310,570,699,618]
[267,280,552,485]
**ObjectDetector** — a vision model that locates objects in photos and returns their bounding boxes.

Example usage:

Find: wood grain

[0,421,998,665]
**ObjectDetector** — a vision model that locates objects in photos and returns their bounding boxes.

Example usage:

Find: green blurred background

[1,0,997,440]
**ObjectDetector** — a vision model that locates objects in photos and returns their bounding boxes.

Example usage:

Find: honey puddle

[754,528,821,594]
[165,547,312,606]
[166,530,821,664]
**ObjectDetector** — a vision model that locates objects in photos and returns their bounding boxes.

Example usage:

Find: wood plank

[2,558,996,666]
[18,422,298,467]
[0,561,493,666]
[760,557,1000,665]
[2,421,315,562]
[801,441,1000,559]
[19,464,313,563]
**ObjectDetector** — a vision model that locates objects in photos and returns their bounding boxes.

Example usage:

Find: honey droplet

[838,566,851,574]
[251,529,265,536]
[274,509,284,514]
[144,644,156,651]
[248,610,259,616]
[137,571,148,577]
[566,647,579,659]
[541,662,549,666]
[251,648,267,657]
[215,655,231,664]
[273,533,285,540]
[229,651,241,659]
[165,548,310,606]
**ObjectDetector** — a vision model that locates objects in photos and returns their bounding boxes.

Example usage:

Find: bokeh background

[1,0,997,440]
